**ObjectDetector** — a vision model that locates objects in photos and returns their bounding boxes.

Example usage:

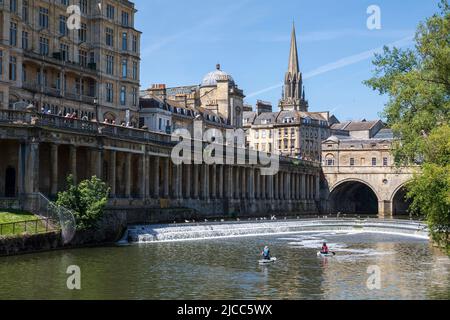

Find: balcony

[23,51,98,76]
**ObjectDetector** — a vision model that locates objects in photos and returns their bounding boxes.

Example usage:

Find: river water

[0,232,448,300]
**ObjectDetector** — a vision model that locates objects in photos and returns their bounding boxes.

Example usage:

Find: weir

[126,218,429,243]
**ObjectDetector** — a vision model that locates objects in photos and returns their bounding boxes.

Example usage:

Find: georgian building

[139,64,244,135]
[0,0,141,124]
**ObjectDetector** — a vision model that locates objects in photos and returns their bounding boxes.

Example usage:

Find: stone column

[162,158,169,198]
[234,166,240,199]
[69,145,77,184]
[193,164,199,199]
[50,144,58,197]
[255,170,260,199]
[225,165,233,199]
[261,174,266,200]
[202,164,209,200]
[18,143,25,196]
[25,142,40,194]
[184,164,191,199]
[144,154,150,199]
[280,172,285,200]
[177,164,182,199]
[218,165,224,199]
[139,153,147,199]
[249,168,255,200]
[94,149,103,179]
[297,174,301,200]
[153,156,160,198]
[109,150,116,197]
[241,167,246,199]
[301,174,306,200]
[211,165,217,199]
[171,163,182,199]
[125,153,131,198]
[274,174,279,200]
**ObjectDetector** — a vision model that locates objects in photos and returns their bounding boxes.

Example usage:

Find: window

[59,16,67,35]
[39,37,49,56]
[132,35,138,52]
[350,158,355,166]
[78,23,87,42]
[21,31,29,50]
[120,86,126,105]
[39,7,49,29]
[9,22,17,46]
[106,5,115,19]
[22,0,29,22]
[9,56,17,81]
[10,0,18,13]
[383,157,388,166]
[121,59,127,78]
[132,61,138,80]
[106,28,114,46]
[106,55,114,75]
[121,12,129,26]
[79,50,87,67]
[372,158,377,166]
[132,88,137,106]
[122,32,128,50]
[60,44,69,61]
[158,118,162,130]
[106,83,113,103]
[79,0,88,14]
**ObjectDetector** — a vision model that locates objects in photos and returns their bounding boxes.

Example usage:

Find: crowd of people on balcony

[37,106,138,129]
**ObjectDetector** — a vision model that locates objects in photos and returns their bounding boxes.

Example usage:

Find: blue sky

[134,0,440,121]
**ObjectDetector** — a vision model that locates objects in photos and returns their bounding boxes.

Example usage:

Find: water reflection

[0,232,448,300]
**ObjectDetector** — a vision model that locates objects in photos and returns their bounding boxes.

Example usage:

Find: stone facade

[140,64,245,135]
[0,110,322,218]
[0,0,141,124]
[321,121,417,217]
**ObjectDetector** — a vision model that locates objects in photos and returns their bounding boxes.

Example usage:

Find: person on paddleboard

[261,246,271,260]
[321,243,329,254]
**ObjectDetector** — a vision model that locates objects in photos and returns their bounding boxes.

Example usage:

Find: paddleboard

[259,257,277,265]
[317,251,335,257]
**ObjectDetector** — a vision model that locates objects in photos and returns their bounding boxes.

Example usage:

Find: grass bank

[0,211,49,236]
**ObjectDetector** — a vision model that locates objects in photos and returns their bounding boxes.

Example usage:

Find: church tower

[279,23,309,112]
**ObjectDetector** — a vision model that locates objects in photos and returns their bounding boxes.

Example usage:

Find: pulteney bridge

[321,133,417,217]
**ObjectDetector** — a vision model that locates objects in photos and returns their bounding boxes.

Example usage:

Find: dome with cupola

[201,64,235,87]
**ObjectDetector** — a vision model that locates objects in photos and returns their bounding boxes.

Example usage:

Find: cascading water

[125,218,429,243]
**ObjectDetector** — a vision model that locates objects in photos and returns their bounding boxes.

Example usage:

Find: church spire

[288,22,300,75]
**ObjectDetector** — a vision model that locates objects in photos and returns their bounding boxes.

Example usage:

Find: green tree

[56,175,110,231]
[365,0,450,248]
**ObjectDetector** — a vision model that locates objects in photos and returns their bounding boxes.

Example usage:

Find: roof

[373,128,394,139]
[201,64,235,87]
[331,120,381,131]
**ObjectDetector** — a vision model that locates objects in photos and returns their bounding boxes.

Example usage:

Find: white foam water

[124,219,429,244]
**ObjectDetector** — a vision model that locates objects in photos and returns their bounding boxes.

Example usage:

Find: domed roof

[201,64,235,87]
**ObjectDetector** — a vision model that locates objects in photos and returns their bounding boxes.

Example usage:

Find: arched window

[325,154,335,166]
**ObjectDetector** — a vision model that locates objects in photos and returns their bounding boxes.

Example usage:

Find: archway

[330,180,379,215]
[5,166,16,197]
[392,186,412,216]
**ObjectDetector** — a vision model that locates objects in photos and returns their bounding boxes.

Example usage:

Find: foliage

[56,175,110,231]
[365,0,450,248]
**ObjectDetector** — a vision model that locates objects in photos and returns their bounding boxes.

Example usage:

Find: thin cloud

[141,0,253,58]
[246,35,415,99]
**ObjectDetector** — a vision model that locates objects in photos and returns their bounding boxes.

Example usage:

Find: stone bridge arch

[322,168,416,217]
[328,178,381,215]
